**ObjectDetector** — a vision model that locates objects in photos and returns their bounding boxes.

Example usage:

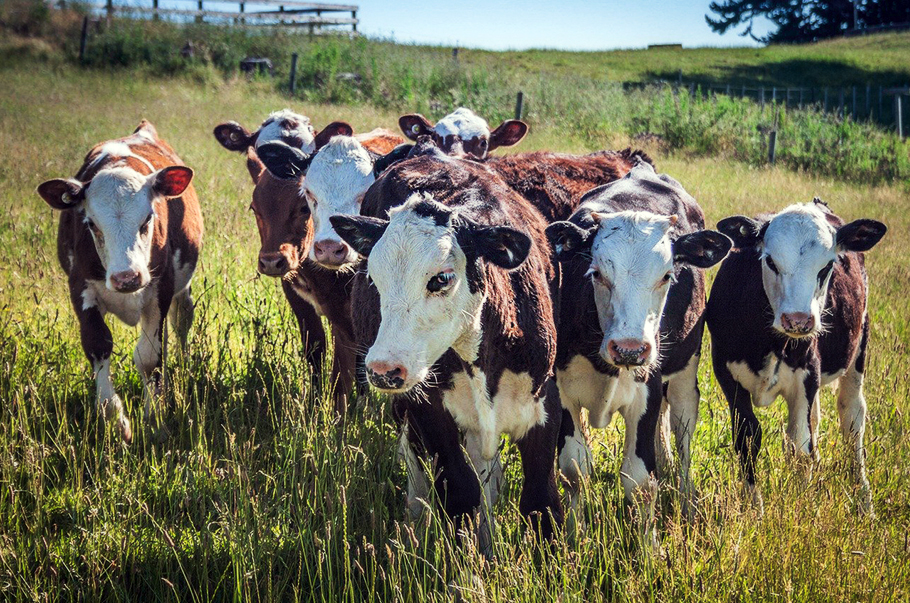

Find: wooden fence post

[768,130,777,164]
[351,10,357,33]
[514,91,524,120]
[105,0,112,25]
[760,87,765,110]
[289,53,298,94]
[79,16,89,63]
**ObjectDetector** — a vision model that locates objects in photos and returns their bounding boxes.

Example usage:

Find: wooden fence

[80,0,359,32]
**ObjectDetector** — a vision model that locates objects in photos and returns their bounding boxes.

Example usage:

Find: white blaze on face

[301,136,375,267]
[760,204,838,334]
[256,109,316,153]
[587,211,676,366]
[82,167,159,290]
[365,195,485,392]
[434,107,490,153]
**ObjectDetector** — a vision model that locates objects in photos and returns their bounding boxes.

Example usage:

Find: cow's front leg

[74,285,131,442]
[281,280,327,397]
[464,430,503,554]
[135,296,166,434]
[330,329,358,415]
[515,379,564,543]
[837,345,873,515]
[784,362,821,478]
[665,353,701,519]
[399,392,482,550]
[618,377,661,553]
[557,403,592,516]
[715,359,764,513]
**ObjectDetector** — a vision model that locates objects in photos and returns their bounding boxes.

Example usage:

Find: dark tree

[707,0,910,43]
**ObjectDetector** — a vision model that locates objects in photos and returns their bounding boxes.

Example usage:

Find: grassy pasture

[0,59,909,602]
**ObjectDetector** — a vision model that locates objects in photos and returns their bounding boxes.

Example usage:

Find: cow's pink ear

[37,178,86,210]
[314,121,354,149]
[246,147,265,184]
[398,114,433,141]
[152,166,194,197]
[488,120,528,151]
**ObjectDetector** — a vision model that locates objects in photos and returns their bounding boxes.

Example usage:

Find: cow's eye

[662,272,673,284]
[87,219,104,244]
[587,268,610,288]
[478,138,488,149]
[427,270,455,293]
[140,214,153,235]
[817,260,834,286]
[765,256,779,274]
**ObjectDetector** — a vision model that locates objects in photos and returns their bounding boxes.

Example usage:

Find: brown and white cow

[545,161,731,530]
[708,199,886,514]
[213,109,319,154]
[330,149,564,551]
[214,115,404,408]
[398,107,528,160]
[399,108,653,223]
[37,120,203,442]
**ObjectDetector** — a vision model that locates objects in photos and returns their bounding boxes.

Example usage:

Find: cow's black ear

[545,221,595,262]
[674,231,732,268]
[836,219,887,253]
[257,141,312,179]
[399,114,434,141]
[213,121,254,152]
[330,215,388,258]
[717,216,763,248]
[373,143,413,177]
[458,221,531,270]
[37,178,86,210]
[488,119,528,151]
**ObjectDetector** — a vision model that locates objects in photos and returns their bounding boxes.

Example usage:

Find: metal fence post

[768,130,777,164]
[514,91,524,120]
[79,16,89,63]
[289,52,298,94]
[897,95,904,138]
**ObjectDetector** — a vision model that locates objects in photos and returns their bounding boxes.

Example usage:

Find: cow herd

[36,107,887,552]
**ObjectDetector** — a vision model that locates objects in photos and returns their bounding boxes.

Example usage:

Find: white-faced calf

[37,121,203,442]
[331,151,564,550]
[398,107,528,160]
[708,199,886,514]
[546,161,730,527]
[213,115,404,409]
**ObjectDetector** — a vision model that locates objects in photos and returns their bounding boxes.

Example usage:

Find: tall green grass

[1,35,909,603]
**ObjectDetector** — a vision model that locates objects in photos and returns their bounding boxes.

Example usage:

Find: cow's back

[486,148,652,222]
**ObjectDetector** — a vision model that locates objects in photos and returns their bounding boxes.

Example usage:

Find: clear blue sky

[353,0,775,50]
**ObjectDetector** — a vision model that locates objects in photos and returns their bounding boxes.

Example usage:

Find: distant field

[1,58,909,601]
[465,31,910,88]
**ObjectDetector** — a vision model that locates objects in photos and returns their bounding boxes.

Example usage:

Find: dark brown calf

[214,115,403,408]
[37,120,203,442]
[707,199,886,514]
[331,148,564,553]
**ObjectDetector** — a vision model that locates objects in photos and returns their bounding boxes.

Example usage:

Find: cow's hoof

[118,416,133,445]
